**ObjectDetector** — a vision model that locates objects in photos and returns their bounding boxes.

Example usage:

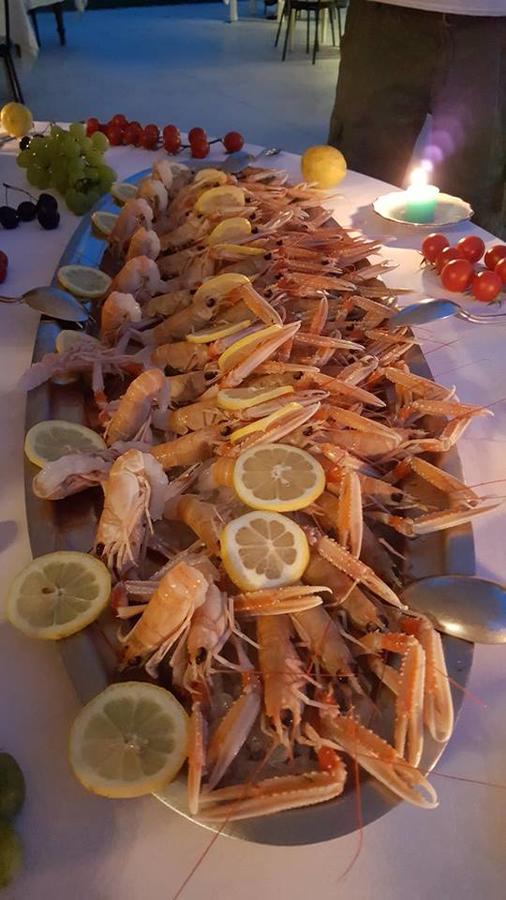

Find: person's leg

[328,0,436,187]
[429,16,505,237]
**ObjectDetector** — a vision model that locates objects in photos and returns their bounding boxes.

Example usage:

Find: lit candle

[404,166,440,224]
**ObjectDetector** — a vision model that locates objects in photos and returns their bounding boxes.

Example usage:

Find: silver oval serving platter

[24,169,474,846]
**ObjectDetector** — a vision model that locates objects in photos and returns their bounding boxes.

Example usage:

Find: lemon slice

[91,210,118,237]
[193,273,250,305]
[233,443,325,512]
[69,682,189,799]
[58,265,112,299]
[55,330,101,354]
[194,185,245,216]
[208,217,252,245]
[7,550,111,640]
[111,181,137,204]
[217,385,294,411]
[221,511,309,591]
[218,324,281,372]
[24,420,106,468]
[211,243,264,257]
[193,168,229,187]
[186,319,251,344]
[229,401,302,445]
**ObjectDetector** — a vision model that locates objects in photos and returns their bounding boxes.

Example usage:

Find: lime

[0,755,25,820]
[1,102,33,138]
[57,265,111,299]
[301,145,347,189]
[0,820,22,889]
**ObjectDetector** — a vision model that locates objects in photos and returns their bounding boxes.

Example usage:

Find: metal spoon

[401,575,506,644]
[388,298,506,328]
[0,286,89,323]
[222,147,282,174]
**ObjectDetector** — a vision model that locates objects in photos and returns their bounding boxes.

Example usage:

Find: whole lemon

[0,103,33,138]
[301,145,347,189]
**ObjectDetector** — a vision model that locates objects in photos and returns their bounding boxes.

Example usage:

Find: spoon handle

[0,295,22,304]
[458,309,506,324]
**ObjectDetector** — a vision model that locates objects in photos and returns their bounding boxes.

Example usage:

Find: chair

[275,0,338,65]
[26,0,65,47]
[1,0,24,102]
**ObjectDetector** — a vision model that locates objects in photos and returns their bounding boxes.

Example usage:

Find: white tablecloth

[0,0,38,56]
[0,130,505,900]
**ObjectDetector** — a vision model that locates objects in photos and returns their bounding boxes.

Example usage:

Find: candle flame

[409,166,428,189]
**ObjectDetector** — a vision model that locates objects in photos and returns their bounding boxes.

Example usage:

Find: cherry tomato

[98,123,109,135]
[164,132,182,154]
[471,270,502,302]
[421,232,449,264]
[140,125,159,149]
[0,266,7,284]
[107,124,124,146]
[163,124,180,141]
[317,746,339,773]
[188,127,206,144]
[128,120,142,131]
[223,131,244,154]
[484,244,506,270]
[0,250,8,268]
[85,116,100,136]
[190,138,210,159]
[455,235,485,264]
[494,258,506,285]
[124,123,142,146]
[435,246,460,273]
[111,113,127,127]
[440,258,474,292]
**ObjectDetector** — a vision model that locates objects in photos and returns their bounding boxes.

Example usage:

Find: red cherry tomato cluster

[421,232,506,303]
[0,249,8,284]
[86,115,245,160]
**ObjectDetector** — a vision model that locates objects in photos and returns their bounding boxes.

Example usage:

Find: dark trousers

[328,0,506,236]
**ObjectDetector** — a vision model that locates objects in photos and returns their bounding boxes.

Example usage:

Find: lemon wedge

[193,273,250,305]
[186,319,251,344]
[193,168,229,187]
[194,185,245,216]
[221,511,309,591]
[218,323,281,372]
[24,420,106,468]
[228,401,302,444]
[7,551,111,640]
[217,385,294,411]
[233,443,325,512]
[91,210,118,237]
[57,265,111,299]
[111,182,137,204]
[208,217,252,245]
[69,682,189,799]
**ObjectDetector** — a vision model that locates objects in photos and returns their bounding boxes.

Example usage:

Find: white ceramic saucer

[373,190,474,229]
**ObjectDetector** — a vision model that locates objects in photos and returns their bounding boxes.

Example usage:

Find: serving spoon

[0,286,89,323]
[401,575,506,644]
[388,298,506,329]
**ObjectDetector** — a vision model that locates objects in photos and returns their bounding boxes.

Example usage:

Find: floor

[6,3,342,152]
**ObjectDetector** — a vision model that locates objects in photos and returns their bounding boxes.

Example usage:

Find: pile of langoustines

[24,158,500,821]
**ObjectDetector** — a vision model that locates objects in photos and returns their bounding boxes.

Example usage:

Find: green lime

[0,820,22,889]
[0,754,25,820]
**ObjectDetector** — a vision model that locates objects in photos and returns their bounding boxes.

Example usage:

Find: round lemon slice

[218,323,281,372]
[217,385,294,411]
[24,420,106,468]
[208,217,252,245]
[91,210,118,237]
[194,185,245,216]
[111,181,137,204]
[221,510,309,591]
[55,330,101,354]
[69,682,189,799]
[7,551,111,640]
[57,265,112,300]
[233,443,325,512]
[228,401,302,445]
[186,319,251,344]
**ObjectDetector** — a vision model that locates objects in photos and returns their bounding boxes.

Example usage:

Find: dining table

[0,126,505,900]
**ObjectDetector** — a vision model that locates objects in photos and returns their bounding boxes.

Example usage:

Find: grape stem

[3,182,36,202]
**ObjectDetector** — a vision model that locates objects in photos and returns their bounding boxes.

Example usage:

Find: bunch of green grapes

[16,123,116,216]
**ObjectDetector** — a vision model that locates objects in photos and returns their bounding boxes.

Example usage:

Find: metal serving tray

[24,171,474,846]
